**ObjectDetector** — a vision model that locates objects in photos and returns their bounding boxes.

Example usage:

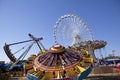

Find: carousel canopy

[33,44,83,72]
[73,40,107,49]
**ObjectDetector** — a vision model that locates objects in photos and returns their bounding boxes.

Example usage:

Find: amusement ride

[2,14,107,80]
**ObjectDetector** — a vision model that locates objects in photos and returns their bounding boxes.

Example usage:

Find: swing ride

[3,14,107,80]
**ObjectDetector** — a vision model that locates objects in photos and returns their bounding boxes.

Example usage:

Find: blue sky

[0,0,120,62]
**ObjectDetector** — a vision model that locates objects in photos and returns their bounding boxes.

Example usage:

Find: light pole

[112,50,116,66]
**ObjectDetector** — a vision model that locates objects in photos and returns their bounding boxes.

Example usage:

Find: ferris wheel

[54,14,93,47]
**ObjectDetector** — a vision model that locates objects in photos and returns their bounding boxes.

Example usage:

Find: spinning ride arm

[3,34,43,63]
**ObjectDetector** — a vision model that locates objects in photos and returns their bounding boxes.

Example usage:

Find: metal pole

[28,33,43,51]
[7,37,43,46]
